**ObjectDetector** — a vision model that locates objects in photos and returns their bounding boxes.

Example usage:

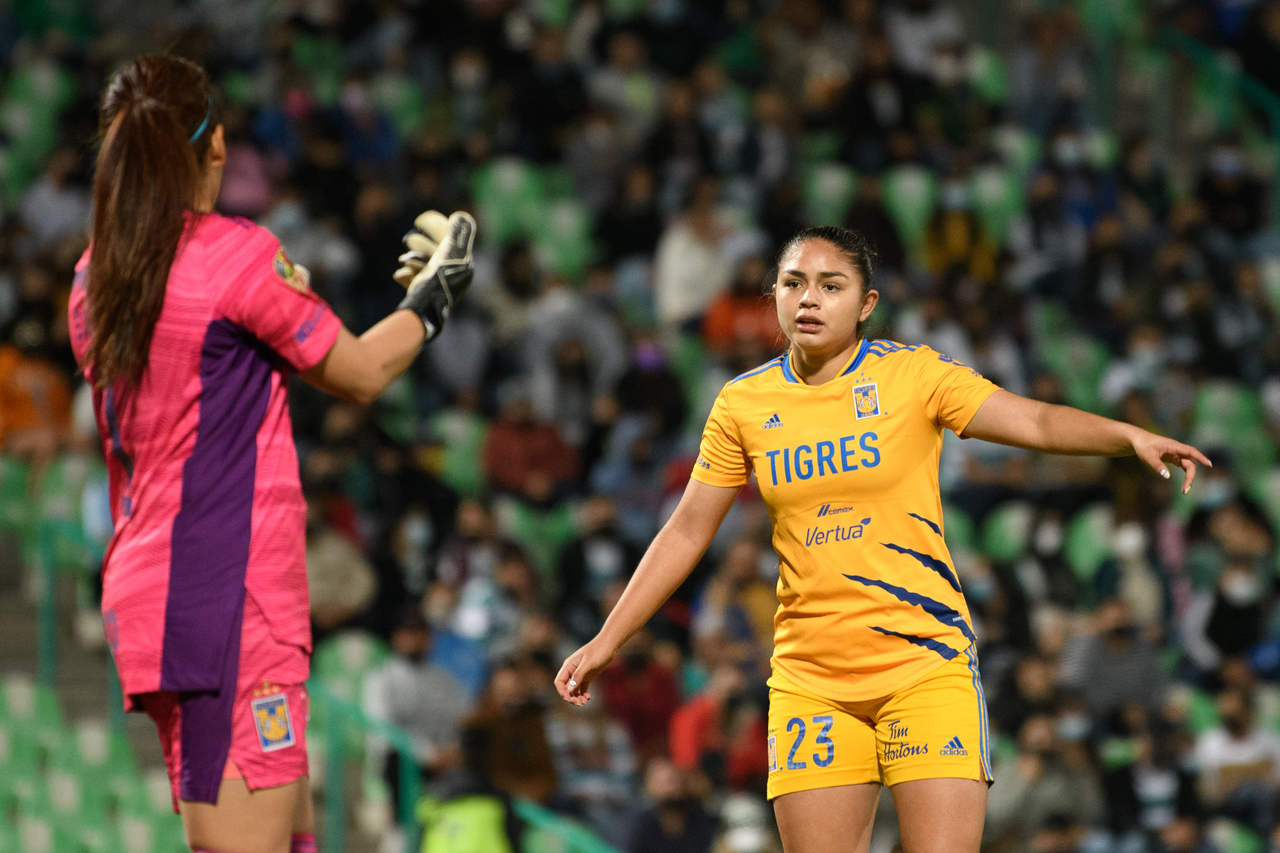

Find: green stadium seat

[428,409,490,499]
[472,157,544,246]
[290,35,343,105]
[0,456,31,534]
[981,501,1033,563]
[50,720,139,806]
[1064,504,1114,584]
[534,198,595,278]
[540,166,576,201]
[799,131,842,167]
[1039,334,1111,414]
[803,162,858,227]
[1,674,63,753]
[882,165,938,258]
[1207,820,1264,853]
[0,821,14,852]
[0,718,39,811]
[1194,380,1264,433]
[312,631,390,758]
[372,76,426,141]
[970,165,1023,245]
[941,504,976,553]
[14,811,73,853]
[967,47,1009,104]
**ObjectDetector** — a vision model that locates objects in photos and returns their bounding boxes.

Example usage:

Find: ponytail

[86,56,216,387]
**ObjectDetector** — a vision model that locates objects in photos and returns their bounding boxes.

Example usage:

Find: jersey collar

[783,338,871,385]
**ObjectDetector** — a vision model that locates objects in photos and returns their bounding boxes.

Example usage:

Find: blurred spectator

[0,313,71,461]
[545,686,638,846]
[20,147,88,249]
[1009,13,1087,137]
[482,383,579,498]
[669,664,768,791]
[986,713,1105,849]
[654,176,736,327]
[882,0,965,78]
[365,605,475,802]
[1059,599,1166,718]
[467,662,558,804]
[305,499,377,635]
[1194,688,1280,841]
[600,629,683,762]
[597,166,664,264]
[1196,140,1266,241]
[644,79,714,215]
[625,756,718,853]
[557,496,640,642]
[701,254,779,358]
[590,31,664,148]
[418,726,524,853]
[692,539,776,677]
[514,29,586,163]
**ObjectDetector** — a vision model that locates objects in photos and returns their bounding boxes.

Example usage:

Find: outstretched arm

[555,479,741,705]
[962,389,1212,492]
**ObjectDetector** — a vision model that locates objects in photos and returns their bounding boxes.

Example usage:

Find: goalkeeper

[68,55,475,853]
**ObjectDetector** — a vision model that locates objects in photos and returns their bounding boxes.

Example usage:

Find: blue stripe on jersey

[781,354,799,383]
[839,338,873,376]
[843,574,976,644]
[908,512,942,536]
[882,542,963,593]
[730,355,785,385]
[869,627,959,661]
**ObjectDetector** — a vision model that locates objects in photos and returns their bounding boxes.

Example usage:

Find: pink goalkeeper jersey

[69,212,342,701]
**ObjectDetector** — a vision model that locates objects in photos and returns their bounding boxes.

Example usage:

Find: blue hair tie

[188,95,212,144]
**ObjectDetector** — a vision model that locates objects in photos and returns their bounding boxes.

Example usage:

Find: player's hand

[393,210,449,288]
[1130,429,1212,494]
[396,210,476,341]
[555,638,618,706]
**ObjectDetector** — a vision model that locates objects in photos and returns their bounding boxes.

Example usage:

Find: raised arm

[962,389,1212,492]
[555,478,741,705]
[300,313,424,406]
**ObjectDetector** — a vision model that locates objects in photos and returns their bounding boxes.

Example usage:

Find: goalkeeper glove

[395,210,476,341]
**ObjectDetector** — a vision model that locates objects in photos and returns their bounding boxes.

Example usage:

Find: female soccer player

[68,56,473,853]
[556,225,1209,853]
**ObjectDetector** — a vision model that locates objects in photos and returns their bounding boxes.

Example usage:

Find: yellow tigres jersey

[692,338,1000,703]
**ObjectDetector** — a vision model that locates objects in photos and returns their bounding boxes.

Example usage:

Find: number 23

[786,715,835,770]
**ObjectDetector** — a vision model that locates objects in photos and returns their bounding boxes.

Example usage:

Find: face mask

[451,61,488,92]
[931,54,963,87]
[965,575,997,604]
[1057,714,1090,742]
[1211,148,1245,178]
[1221,570,1264,607]
[1196,478,1236,509]
[1034,521,1064,557]
[1053,136,1085,168]
[1130,344,1163,386]
[940,182,972,210]
[1113,523,1147,560]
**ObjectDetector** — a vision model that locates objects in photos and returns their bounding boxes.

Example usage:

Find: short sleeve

[691,386,751,487]
[911,346,1001,435]
[219,237,342,372]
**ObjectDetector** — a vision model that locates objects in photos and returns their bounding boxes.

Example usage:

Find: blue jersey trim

[839,338,873,376]
[781,353,799,383]
[729,355,785,385]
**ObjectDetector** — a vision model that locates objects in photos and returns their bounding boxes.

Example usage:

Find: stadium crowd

[2,0,1280,851]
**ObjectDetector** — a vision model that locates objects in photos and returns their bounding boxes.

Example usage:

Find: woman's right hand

[555,638,619,706]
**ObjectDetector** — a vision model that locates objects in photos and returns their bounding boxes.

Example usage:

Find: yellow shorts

[766,646,993,799]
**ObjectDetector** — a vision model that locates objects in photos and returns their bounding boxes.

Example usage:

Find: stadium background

[1,0,1280,851]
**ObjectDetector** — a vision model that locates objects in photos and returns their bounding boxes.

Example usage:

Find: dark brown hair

[86,55,216,387]
[774,225,878,340]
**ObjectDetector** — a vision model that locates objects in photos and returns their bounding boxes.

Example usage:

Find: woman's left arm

[962,389,1212,493]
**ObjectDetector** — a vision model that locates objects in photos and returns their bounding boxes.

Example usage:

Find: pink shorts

[137,592,310,809]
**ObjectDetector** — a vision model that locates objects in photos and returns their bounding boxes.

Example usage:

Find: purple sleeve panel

[160,319,272,694]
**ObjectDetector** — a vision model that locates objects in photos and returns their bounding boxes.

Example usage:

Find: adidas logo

[939,737,968,756]
[762,413,783,429]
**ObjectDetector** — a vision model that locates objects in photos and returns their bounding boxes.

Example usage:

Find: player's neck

[789,336,863,386]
